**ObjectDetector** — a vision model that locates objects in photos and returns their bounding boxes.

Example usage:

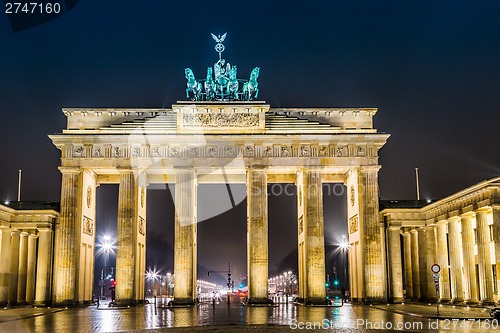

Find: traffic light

[325,282,329,288]
[112,280,117,287]
[333,280,339,287]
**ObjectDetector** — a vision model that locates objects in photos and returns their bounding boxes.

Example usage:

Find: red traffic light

[112,280,117,286]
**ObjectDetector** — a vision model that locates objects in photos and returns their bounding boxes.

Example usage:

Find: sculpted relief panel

[68,143,376,159]
[82,216,94,236]
[182,113,259,128]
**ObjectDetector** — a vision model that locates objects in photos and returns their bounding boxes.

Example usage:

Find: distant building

[381,177,500,304]
[0,201,58,306]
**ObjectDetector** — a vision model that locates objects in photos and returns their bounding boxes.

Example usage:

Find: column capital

[116,167,134,174]
[388,225,401,232]
[447,215,461,223]
[461,211,475,219]
[58,166,80,174]
[402,231,412,237]
[10,230,20,236]
[436,220,448,226]
[410,228,419,235]
[302,167,323,173]
[19,231,30,237]
[28,234,38,240]
[475,206,492,214]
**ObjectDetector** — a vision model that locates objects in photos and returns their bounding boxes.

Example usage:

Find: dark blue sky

[1,1,499,279]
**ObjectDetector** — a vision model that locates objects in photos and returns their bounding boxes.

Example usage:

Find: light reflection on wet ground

[0,299,497,333]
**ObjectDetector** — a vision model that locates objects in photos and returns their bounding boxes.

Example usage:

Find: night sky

[1,1,499,286]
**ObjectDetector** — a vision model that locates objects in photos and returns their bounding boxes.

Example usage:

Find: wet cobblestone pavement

[0,298,498,333]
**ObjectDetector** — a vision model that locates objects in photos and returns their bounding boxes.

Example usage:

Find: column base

[464,299,479,305]
[480,300,496,306]
[389,297,405,304]
[246,298,274,306]
[33,301,48,307]
[169,298,195,307]
[362,297,387,305]
[439,298,452,304]
[52,300,77,307]
[451,298,464,304]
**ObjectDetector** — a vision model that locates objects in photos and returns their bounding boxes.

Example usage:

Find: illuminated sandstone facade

[0,202,58,306]
[49,101,389,305]
[381,177,500,304]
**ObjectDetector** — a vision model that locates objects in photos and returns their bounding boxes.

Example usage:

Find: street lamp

[99,234,114,300]
[146,270,159,296]
[165,272,174,297]
[281,270,296,303]
[339,234,349,300]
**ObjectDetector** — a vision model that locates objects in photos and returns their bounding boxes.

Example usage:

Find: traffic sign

[431,264,441,273]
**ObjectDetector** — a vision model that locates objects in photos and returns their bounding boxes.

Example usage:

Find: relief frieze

[182,113,259,128]
[69,143,374,159]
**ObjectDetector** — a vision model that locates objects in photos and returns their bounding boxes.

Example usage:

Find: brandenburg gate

[48,34,390,306]
[49,102,389,305]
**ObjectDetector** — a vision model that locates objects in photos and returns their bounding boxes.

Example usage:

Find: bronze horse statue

[185,68,202,101]
[242,67,260,100]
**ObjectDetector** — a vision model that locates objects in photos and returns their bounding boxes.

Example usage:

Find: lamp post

[165,272,173,298]
[339,234,349,302]
[146,271,159,296]
[99,235,113,300]
[280,270,296,303]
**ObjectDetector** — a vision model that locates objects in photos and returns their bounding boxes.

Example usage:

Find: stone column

[35,229,54,305]
[492,205,500,305]
[26,234,38,303]
[173,169,197,305]
[53,167,80,305]
[436,221,451,302]
[448,217,464,303]
[475,208,495,304]
[417,228,428,300]
[8,231,20,305]
[425,225,438,302]
[0,228,12,305]
[247,167,270,304]
[410,229,420,300]
[115,170,137,305]
[17,232,29,304]
[359,166,384,302]
[388,226,404,302]
[461,213,479,304]
[303,169,328,304]
[402,231,413,299]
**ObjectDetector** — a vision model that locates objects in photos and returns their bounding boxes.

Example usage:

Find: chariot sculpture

[185,33,260,101]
